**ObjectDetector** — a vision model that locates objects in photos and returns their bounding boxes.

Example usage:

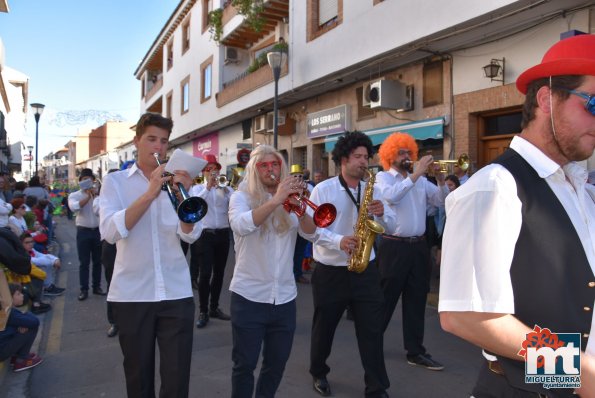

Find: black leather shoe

[196,312,209,328]
[92,287,107,296]
[313,377,331,396]
[407,353,444,371]
[107,324,118,338]
[209,308,231,320]
[78,290,88,301]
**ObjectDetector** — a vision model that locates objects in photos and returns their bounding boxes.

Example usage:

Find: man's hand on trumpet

[206,171,218,191]
[272,175,305,207]
[147,164,170,200]
[171,170,193,193]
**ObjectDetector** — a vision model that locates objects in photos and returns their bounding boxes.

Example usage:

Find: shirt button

[583,306,591,312]
[589,281,595,288]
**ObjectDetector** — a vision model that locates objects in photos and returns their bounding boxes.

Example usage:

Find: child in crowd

[20,233,65,296]
[0,284,43,372]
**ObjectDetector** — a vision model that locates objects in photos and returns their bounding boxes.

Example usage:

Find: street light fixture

[267,51,285,149]
[30,103,45,176]
[27,145,33,179]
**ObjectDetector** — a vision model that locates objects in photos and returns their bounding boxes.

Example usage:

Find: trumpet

[427,153,470,176]
[217,174,228,188]
[153,153,208,224]
[272,174,336,228]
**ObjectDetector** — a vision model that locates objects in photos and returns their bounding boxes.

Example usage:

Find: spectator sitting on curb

[0,284,43,372]
[20,233,65,296]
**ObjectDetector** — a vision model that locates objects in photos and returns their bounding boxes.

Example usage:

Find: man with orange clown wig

[375,132,449,371]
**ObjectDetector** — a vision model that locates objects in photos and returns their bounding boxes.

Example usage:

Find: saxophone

[347,168,386,273]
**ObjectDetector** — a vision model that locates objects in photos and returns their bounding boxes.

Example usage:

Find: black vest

[492,149,595,396]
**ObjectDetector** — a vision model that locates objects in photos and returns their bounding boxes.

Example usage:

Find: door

[479,110,522,167]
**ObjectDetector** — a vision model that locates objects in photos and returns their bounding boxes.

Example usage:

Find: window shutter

[319,0,338,26]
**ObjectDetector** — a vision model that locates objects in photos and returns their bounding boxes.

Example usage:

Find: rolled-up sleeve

[229,191,259,237]
[68,192,82,212]
[308,186,343,251]
[99,175,129,244]
[177,220,203,243]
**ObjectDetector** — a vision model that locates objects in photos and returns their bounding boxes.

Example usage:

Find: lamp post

[30,103,45,176]
[27,145,33,180]
[267,51,285,149]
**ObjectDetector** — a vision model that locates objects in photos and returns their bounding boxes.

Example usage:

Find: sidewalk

[2,216,483,398]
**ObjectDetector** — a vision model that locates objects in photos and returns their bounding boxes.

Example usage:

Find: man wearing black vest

[439,34,595,398]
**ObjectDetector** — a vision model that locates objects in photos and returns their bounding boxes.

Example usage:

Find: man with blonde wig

[228,144,317,398]
[439,34,595,397]
[376,132,448,371]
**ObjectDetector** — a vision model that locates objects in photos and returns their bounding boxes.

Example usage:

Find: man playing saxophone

[308,131,396,398]
[375,132,448,372]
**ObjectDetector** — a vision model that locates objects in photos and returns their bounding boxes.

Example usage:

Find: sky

[0,0,180,157]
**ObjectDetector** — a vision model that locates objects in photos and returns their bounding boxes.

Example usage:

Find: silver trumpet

[153,153,208,224]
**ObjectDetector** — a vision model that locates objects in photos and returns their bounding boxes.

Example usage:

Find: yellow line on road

[46,260,67,355]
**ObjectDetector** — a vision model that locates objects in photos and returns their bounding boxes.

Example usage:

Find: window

[182,18,191,54]
[200,56,213,103]
[166,91,173,118]
[181,76,190,114]
[307,0,343,42]
[483,112,522,136]
[423,61,443,107]
[167,40,174,70]
[202,0,213,33]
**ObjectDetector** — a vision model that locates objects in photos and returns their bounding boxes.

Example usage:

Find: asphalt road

[1,216,483,398]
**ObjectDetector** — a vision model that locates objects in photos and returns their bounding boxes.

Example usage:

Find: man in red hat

[189,154,233,328]
[439,34,595,397]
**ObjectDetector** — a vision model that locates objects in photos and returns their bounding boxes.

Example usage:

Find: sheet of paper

[164,149,207,178]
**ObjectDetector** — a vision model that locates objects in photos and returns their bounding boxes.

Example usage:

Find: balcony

[220,0,289,49]
[144,76,163,103]
[217,57,288,108]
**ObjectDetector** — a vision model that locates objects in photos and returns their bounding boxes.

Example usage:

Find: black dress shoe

[92,287,107,296]
[196,312,209,328]
[407,353,444,371]
[313,377,331,396]
[107,324,119,338]
[209,308,231,320]
[78,290,88,301]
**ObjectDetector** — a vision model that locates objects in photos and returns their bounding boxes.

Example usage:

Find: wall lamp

[483,58,505,85]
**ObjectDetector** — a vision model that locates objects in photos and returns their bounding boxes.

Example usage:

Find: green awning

[324,117,445,152]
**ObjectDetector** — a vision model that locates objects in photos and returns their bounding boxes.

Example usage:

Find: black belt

[77,226,99,231]
[203,228,230,234]
[382,234,425,243]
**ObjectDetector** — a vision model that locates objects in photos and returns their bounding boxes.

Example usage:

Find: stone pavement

[1,216,483,398]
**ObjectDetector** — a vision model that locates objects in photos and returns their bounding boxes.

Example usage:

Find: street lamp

[27,145,33,179]
[30,103,45,176]
[267,51,285,149]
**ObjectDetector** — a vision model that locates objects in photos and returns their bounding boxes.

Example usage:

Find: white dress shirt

[0,199,12,228]
[189,184,232,229]
[376,168,449,237]
[68,189,100,228]
[99,164,204,302]
[228,190,315,304]
[439,136,595,355]
[309,176,397,267]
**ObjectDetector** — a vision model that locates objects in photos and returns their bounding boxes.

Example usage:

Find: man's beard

[399,159,413,173]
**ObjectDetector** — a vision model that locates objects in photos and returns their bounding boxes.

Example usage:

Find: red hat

[516,34,595,94]
[203,154,221,170]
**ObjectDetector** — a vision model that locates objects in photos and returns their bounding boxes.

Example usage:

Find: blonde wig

[239,144,292,234]
[378,132,419,171]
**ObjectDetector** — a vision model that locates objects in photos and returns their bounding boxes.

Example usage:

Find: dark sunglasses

[560,88,595,116]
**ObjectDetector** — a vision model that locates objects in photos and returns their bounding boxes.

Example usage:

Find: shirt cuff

[178,221,204,243]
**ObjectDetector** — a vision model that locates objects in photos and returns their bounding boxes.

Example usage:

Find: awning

[324,117,445,152]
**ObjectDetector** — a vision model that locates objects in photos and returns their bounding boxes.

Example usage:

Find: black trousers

[76,226,102,291]
[190,228,230,313]
[310,262,389,397]
[378,236,431,357]
[101,240,116,324]
[472,362,554,398]
[112,298,195,398]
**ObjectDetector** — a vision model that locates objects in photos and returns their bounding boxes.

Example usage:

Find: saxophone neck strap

[338,173,361,212]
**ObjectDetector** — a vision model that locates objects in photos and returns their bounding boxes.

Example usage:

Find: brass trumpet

[153,153,208,224]
[217,174,228,188]
[430,153,470,175]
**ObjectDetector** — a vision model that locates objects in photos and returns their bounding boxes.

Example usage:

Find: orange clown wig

[378,132,419,171]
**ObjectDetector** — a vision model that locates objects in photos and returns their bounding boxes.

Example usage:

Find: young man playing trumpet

[375,132,448,371]
[308,131,396,398]
[189,154,233,328]
[99,113,204,398]
[228,144,317,398]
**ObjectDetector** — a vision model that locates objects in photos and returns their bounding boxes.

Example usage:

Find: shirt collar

[126,162,141,179]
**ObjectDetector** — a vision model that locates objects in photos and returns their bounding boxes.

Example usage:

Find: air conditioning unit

[362,84,372,107]
[224,46,240,64]
[266,112,286,132]
[254,115,266,133]
[364,79,414,111]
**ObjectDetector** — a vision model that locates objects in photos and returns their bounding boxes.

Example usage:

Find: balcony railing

[145,77,163,103]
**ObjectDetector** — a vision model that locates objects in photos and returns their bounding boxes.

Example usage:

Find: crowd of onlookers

[0,173,67,373]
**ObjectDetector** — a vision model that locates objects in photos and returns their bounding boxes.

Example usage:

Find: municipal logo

[518,325,581,389]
